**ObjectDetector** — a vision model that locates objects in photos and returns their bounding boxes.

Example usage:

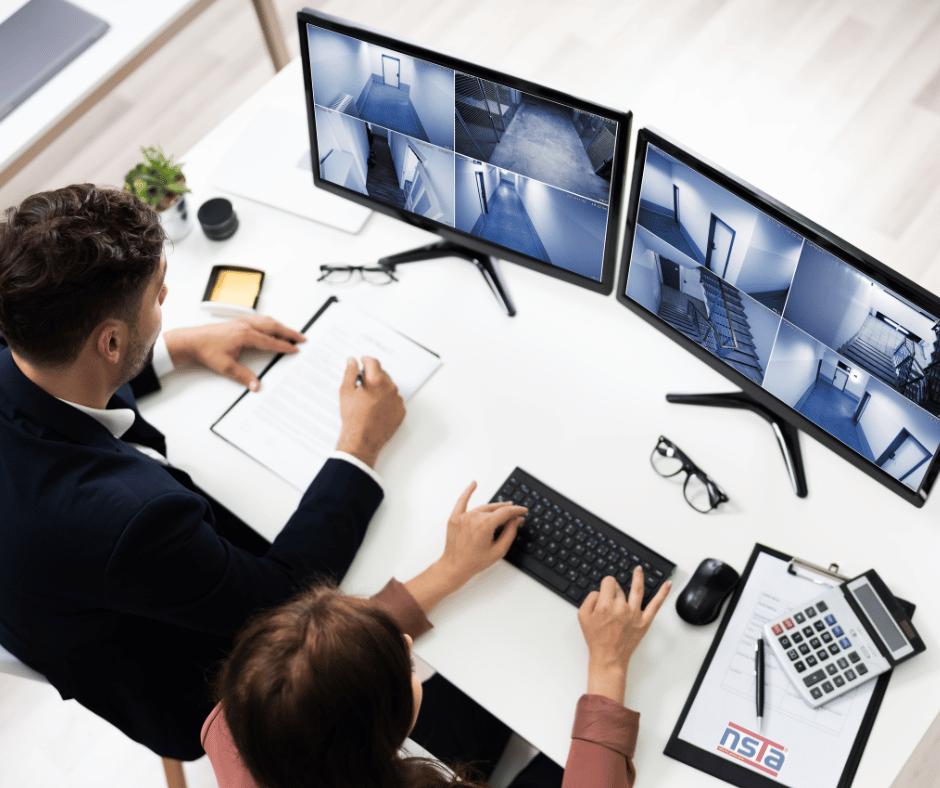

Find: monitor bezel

[616,127,940,507]
[297,8,630,296]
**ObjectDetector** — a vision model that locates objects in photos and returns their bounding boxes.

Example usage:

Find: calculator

[763,570,925,708]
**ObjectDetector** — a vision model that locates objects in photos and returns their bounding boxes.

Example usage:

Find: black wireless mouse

[676,558,740,625]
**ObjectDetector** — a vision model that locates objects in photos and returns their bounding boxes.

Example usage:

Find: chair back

[0,640,48,683]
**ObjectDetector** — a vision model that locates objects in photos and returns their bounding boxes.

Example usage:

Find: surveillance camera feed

[625,143,940,493]
[304,22,619,282]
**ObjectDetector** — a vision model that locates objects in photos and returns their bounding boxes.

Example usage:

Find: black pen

[755,636,765,734]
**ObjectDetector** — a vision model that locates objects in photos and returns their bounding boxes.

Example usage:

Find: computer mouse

[676,558,740,625]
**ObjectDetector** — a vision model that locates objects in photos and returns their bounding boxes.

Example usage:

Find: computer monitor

[618,127,940,507]
[297,9,630,315]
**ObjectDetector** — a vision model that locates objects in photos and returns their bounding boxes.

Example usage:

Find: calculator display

[846,578,913,658]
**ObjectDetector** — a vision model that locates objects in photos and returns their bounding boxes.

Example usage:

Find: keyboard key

[810,687,823,699]
[826,664,838,675]
[857,663,868,675]
[803,627,814,637]
[513,552,569,593]
[824,614,837,626]
[845,669,856,681]
[794,661,806,672]
[799,644,810,655]
[833,675,845,687]
[566,586,586,604]
[817,601,828,612]
[805,607,817,618]
[566,570,579,584]
[810,637,821,649]
[817,650,829,661]
[821,632,832,643]
[832,625,844,637]
[828,644,840,655]
[839,638,851,649]
[837,657,849,669]
[772,624,783,635]
[848,651,860,663]
[792,632,804,643]
[806,655,818,666]
[814,621,826,632]
[794,612,806,624]
[779,636,791,648]
[822,681,834,693]
[783,618,795,629]
[576,576,589,588]
[554,562,567,575]
[787,649,798,661]
[803,669,826,687]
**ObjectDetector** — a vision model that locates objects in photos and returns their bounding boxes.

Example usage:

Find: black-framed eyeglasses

[317,264,398,285]
[650,436,729,513]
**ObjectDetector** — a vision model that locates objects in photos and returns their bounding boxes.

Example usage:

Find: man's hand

[578,570,671,705]
[164,316,306,391]
[335,356,405,468]
[404,481,527,614]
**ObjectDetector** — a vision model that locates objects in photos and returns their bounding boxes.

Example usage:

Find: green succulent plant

[124,145,191,210]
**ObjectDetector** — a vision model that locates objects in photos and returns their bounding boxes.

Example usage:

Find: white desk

[0,0,288,187]
[138,62,940,786]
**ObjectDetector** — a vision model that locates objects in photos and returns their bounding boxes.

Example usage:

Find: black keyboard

[492,468,676,607]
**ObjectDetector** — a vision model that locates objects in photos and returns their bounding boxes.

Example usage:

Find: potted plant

[124,145,193,242]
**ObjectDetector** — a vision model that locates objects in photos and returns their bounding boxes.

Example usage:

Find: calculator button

[860,646,871,659]
[832,625,844,637]
[803,669,826,686]
[817,601,828,612]
[806,655,818,666]
[857,663,869,675]
[792,632,804,643]
[821,632,833,643]
[845,669,856,681]
[822,681,834,693]
[826,664,838,675]
[829,644,840,655]
[779,636,791,648]
[810,687,823,699]
[839,638,851,649]
[795,661,806,673]
[799,644,810,655]
[824,614,837,626]
[833,675,845,687]
[803,627,814,637]
[837,657,849,669]
[805,607,817,618]
[794,612,805,623]
[848,651,860,663]
[787,649,799,661]
[809,637,821,649]
[817,650,829,661]
[814,621,826,632]
[771,623,783,636]
[783,618,795,629]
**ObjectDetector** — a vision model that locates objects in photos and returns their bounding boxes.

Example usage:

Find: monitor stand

[665,390,808,498]
[378,241,516,317]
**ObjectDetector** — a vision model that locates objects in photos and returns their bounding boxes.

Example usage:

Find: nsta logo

[717,722,787,777]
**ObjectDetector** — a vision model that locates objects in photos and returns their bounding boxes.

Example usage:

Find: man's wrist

[335,434,379,468]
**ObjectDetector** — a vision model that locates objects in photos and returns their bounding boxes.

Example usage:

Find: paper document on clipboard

[676,550,877,788]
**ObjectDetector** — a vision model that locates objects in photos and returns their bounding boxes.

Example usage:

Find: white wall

[871,289,938,347]
[734,214,802,294]
[409,61,455,149]
[640,148,674,210]
[762,323,824,407]
[859,385,924,461]
[625,232,662,312]
[307,27,372,108]
[784,244,872,350]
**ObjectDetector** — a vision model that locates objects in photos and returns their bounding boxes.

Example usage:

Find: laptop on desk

[0,0,109,123]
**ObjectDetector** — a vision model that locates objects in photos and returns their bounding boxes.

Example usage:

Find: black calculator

[763,569,925,708]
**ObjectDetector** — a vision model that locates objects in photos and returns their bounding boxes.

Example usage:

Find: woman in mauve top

[202,481,672,788]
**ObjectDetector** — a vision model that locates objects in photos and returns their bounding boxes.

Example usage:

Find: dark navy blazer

[0,345,383,759]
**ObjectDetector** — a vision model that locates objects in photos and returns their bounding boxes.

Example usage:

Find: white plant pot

[159,195,193,243]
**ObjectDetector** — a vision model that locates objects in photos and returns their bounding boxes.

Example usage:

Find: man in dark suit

[0,185,406,760]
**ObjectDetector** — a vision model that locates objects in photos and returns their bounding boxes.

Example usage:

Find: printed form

[213,299,441,490]
[677,551,876,788]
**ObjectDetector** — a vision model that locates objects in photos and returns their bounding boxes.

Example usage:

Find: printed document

[212,299,440,489]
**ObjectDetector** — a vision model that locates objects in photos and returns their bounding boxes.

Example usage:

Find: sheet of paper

[212,299,441,490]
[677,551,876,788]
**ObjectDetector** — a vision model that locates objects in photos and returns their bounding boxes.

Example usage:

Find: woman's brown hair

[217,583,488,788]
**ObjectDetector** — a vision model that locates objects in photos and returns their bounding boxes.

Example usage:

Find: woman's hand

[578,569,671,704]
[404,481,526,615]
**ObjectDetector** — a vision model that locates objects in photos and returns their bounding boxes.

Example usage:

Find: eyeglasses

[317,264,398,285]
[650,436,729,513]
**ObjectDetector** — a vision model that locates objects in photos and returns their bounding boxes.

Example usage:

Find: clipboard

[664,543,913,788]
[210,296,441,490]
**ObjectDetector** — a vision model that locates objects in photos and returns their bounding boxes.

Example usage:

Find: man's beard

[117,328,156,388]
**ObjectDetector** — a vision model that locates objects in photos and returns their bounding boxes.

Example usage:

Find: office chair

[0,641,188,788]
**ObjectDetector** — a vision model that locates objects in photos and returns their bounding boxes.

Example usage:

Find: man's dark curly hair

[0,184,165,367]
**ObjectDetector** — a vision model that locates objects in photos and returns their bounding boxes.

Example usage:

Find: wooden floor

[1,0,939,785]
